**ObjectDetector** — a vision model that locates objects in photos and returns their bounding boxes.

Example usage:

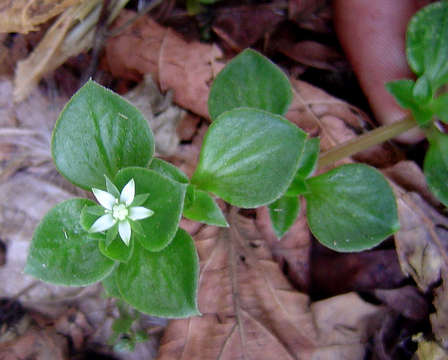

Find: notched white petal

[92,188,116,210]
[120,179,135,206]
[89,214,116,233]
[118,221,132,246]
[128,206,154,220]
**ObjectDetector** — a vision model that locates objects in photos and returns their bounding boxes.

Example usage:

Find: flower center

[112,203,128,221]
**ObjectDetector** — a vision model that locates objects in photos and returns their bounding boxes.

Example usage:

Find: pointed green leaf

[116,228,200,318]
[149,158,189,184]
[268,195,300,238]
[99,234,134,263]
[296,137,320,179]
[413,75,432,104]
[386,79,416,109]
[286,137,319,196]
[25,199,114,286]
[424,127,448,207]
[191,108,307,208]
[407,1,448,90]
[105,175,120,198]
[102,270,122,299]
[52,80,154,190]
[183,188,228,227]
[431,92,448,123]
[79,205,107,240]
[208,49,293,120]
[114,167,186,251]
[386,79,433,127]
[304,164,399,252]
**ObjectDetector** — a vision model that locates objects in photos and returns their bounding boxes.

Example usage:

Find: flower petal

[118,221,132,246]
[120,179,135,206]
[129,206,154,220]
[92,188,116,210]
[89,214,116,233]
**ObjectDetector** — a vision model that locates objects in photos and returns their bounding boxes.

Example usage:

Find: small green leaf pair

[387,1,448,208]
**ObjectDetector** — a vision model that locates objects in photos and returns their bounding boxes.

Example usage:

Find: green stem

[318,114,418,169]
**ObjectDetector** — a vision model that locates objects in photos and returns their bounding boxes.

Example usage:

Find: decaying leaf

[394,187,448,350]
[124,75,183,157]
[14,0,129,102]
[211,3,284,51]
[0,313,68,360]
[158,210,385,359]
[0,0,82,34]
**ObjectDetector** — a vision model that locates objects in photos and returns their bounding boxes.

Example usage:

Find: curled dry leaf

[0,0,82,33]
[105,11,224,120]
[158,210,385,359]
[374,286,429,321]
[394,187,448,349]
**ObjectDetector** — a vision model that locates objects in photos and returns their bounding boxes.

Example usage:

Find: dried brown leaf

[124,75,183,156]
[374,286,428,320]
[0,316,68,360]
[158,210,384,359]
[0,0,82,33]
[394,187,448,348]
[212,4,284,51]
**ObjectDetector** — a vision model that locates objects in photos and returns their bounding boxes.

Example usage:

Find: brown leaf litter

[158,210,385,359]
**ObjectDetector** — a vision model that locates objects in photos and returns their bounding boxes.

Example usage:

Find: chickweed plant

[25,1,447,348]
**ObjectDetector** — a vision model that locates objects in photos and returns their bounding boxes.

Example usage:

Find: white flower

[89,178,154,246]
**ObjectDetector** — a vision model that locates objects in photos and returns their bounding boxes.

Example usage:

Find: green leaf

[114,167,186,251]
[386,79,434,127]
[406,1,448,90]
[112,314,134,334]
[116,228,200,318]
[191,108,307,208]
[413,75,432,104]
[286,137,320,196]
[424,127,448,207]
[105,175,120,198]
[185,184,196,209]
[99,235,134,263]
[386,79,416,109]
[148,158,189,184]
[183,188,228,227]
[79,205,105,240]
[208,49,293,120]
[52,80,154,190]
[102,270,122,299]
[296,137,320,179]
[304,164,399,252]
[431,92,448,123]
[25,199,115,286]
[268,195,300,238]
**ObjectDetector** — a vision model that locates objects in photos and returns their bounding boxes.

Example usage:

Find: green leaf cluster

[386,1,448,207]
[203,49,399,251]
